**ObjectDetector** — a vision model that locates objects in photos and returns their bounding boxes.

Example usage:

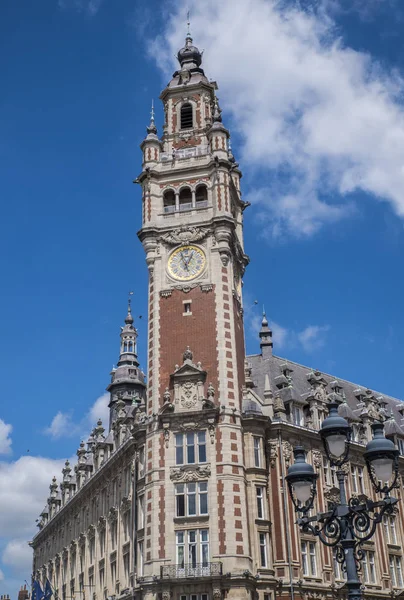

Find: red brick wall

[233,297,246,409]
[158,287,219,403]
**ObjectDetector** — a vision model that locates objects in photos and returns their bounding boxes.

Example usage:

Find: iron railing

[161,562,223,579]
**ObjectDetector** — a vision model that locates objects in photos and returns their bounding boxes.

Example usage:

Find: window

[99,529,105,556]
[89,536,95,564]
[253,437,262,468]
[383,515,398,545]
[138,494,145,529]
[292,405,304,426]
[323,457,337,487]
[179,187,192,211]
[137,541,144,576]
[351,465,365,495]
[180,103,193,129]
[183,301,192,315]
[362,550,376,584]
[88,567,94,590]
[70,580,75,600]
[176,530,209,567]
[62,585,66,600]
[175,432,206,465]
[195,185,208,207]
[180,596,208,600]
[123,545,130,583]
[301,541,317,577]
[332,548,346,581]
[390,555,403,588]
[163,189,176,213]
[110,520,118,548]
[175,482,208,517]
[398,438,404,456]
[110,555,117,583]
[256,487,265,519]
[138,446,145,478]
[259,533,268,568]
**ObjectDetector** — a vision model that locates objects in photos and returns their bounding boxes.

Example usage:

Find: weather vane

[186,10,191,37]
[128,290,134,311]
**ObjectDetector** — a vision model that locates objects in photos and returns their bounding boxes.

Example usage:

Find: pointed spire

[146,100,157,136]
[186,10,192,40]
[259,309,273,358]
[125,291,134,325]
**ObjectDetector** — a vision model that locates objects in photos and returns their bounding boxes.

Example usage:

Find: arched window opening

[180,103,193,129]
[123,342,128,352]
[128,341,133,352]
[195,185,208,208]
[163,189,176,214]
[179,188,192,212]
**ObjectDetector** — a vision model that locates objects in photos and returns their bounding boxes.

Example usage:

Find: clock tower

[136,31,253,600]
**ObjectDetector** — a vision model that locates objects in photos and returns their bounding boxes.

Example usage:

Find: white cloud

[298,324,330,352]
[0,419,12,455]
[44,412,75,440]
[88,393,110,425]
[154,0,404,238]
[271,321,289,350]
[44,393,110,441]
[2,539,32,574]
[0,456,65,538]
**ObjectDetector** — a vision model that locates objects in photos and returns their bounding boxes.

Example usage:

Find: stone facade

[31,32,404,600]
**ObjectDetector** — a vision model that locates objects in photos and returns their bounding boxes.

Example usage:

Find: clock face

[168,245,206,281]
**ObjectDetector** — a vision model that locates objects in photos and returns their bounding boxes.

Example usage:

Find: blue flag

[44,580,53,600]
[32,581,44,600]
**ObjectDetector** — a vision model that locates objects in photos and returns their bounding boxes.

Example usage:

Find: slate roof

[247,352,404,430]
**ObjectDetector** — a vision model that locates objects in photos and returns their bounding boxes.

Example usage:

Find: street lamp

[286,403,399,600]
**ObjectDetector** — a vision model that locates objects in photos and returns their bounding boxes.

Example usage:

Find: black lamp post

[286,403,400,600]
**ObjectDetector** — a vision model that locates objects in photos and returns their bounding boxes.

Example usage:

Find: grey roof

[247,352,404,431]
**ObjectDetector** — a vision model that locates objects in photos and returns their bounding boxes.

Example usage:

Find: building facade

[31,33,404,600]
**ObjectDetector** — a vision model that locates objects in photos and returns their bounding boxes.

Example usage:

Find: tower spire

[259,308,273,358]
[146,99,157,136]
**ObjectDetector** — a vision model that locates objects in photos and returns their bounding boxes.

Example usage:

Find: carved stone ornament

[180,381,198,409]
[160,289,172,298]
[87,524,96,538]
[161,589,171,600]
[324,487,340,504]
[159,226,211,246]
[121,496,132,513]
[311,450,322,470]
[107,506,118,522]
[78,532,86,547]
[208,422,215,444]
[163,423,170,448]
[212,587,222,600]
[200,284,213,293]
[170,464,211,482]
[282,441,292,466]
[268,440,278,468]
[97,515,106,531]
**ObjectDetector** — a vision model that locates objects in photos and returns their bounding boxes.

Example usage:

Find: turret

[140,100,162,167]
[259,310,273,358]
[106,296,146,428]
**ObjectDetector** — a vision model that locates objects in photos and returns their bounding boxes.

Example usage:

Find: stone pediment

[172,362,207,380]
[169,348,208,413]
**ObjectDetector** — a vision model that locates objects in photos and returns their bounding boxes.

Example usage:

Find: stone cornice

[32,437,135,546]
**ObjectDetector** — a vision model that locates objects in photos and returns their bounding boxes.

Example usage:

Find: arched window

[123,342,128,352]
[195,185,208,207]
[128,341,133,352]
[180,103,193,129]
[163,189,175,213]
[179,187,192,211]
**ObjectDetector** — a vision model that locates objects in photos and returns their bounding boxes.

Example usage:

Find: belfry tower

[135,30,256,600]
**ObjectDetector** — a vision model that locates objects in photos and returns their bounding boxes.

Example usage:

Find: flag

[32,580,44,600]
[44,579,53,600]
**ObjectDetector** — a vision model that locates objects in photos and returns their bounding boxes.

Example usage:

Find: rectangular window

[323,457,337,487]
[176,530,209,567]
[138,446,145,478]
[175,482,208,517]
[99,560,105,589]
[176,432,207,465]
[256,487,265,519]
[390,555,403,587]
[254,437,262,468]
[384,515,397,545]
[362,551,375,584]
[183,302,192,315]
[138,494,145,529]
[351,465,358,493]
[138,541,144,576]
[351,465,365,495]
[398,439,404,456]
[110,520,118,548]
[99,529,105,556]
[259,533,268,568]
[292,405,304,426]
[301,541,316,576]
[89,537,95,564]
[332,548,346,580]
[123,549,130,583]
[110,558,117,583]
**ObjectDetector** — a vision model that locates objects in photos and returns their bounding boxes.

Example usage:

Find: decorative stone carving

[163,423,170,448]
[160,289,172,298]
[97,516,106,531]
[121,496,131,513]
[208,422,216,444]
[324,487,340,504]
[161,589,171,600]
[170,464,211,482]
[180,381,198,409]
[212,587,222,600]
[268,441,278,468]
[107,506,118,522]
[282,441,292,466]
[87,524,96,538]
[312,450,322,470]
[159,226,211,246]
[200,284,213,293]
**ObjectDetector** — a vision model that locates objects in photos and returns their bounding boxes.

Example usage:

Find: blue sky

[1,0,404,593]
